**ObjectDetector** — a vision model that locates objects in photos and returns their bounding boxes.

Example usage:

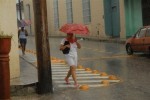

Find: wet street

[25,36,150,100]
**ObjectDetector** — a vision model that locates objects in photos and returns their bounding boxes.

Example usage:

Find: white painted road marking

[58,84,105,88]
[52,71,92,74]
[52,74,100,77]
[52,76,108,79]
[51,65,67,67]
[55,80,120,84]
[52,69,85,72]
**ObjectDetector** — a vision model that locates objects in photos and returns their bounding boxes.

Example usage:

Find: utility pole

[33,0,53,94]
[18,0,22,20]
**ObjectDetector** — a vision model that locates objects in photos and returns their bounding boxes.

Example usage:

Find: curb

[28,35,126,44]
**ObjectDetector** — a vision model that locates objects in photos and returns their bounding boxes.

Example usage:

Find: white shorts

[65,54,78,67]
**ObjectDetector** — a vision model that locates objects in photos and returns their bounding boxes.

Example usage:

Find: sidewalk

[10,51,38,96]
[10,56,37,86]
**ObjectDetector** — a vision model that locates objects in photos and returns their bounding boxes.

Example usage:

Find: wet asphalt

[17,36,150,100]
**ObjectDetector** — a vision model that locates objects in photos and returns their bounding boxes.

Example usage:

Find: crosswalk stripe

[52,71,92,74]
[52,67,68,69]
[52,74,100,77]
[52,65,67,67]
[52,69,85,72]
[58,84,105,88]
[51,63,66,65]
[51,67,85,70]
[52,76,108,79]
[55,80,120,83]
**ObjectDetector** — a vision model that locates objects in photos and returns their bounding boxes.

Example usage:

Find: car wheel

[126,44,133,55]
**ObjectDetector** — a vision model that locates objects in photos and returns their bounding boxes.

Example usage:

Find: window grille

[82,0,91,24]
[66,0,73,23]
[54,0,59,29]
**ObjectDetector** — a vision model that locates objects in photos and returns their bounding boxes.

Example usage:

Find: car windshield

[146,28,150,37]
[135,28,146,38]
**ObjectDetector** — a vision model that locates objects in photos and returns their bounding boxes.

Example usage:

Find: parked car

[125,26,150,55]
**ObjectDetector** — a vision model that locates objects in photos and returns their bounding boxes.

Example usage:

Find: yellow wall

[47,0,55,36]
[57,0,67,36]
[0,0,20,78]
[49,0,107,38]
[119,0,126,39]
[72,0,83,24]
[23,0,126,39]
[90,0,105,38]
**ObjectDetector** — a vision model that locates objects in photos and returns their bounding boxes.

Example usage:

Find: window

[54,0,59,29]
[66,0,73,23]
[135,30,140,38]
[139,28,146,38]
[82,0,91,24]
[146,28,150,37]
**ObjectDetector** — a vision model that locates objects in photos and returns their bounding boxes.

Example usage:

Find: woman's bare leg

[22,44,25,55]
[66,67,71,78]
[20,43,24,55]
[65,67,71,84]
[70,66,77,84]
[24,43,26,53]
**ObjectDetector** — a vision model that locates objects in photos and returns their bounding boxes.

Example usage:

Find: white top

[60,38,77,56]
[19,31,27,39]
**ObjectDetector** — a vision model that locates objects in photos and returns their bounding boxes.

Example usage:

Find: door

[131,30,140,51]
[104,0,120,37]
[124,0,143,37]
[132,28,146,51]
[142,0,150,26]
[111,0,120,37]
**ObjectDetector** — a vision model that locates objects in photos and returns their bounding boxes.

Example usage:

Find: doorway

[124,0,143,37]
[142,0,150,26]
[104,0,120,37]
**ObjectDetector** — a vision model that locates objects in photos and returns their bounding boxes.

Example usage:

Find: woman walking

[60,33,81,88]
[18,27,28,55]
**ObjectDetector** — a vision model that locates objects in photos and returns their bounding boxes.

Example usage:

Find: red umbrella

[17,19,31,27]
[59,24,89,35]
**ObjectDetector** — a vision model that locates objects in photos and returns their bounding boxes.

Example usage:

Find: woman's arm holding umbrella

[74,37,81,49]
[76,41,81,49]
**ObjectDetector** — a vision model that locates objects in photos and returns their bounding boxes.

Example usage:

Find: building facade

[23,0,150,39]
[124,0,150,37]
[0,0,20,79]
[23,0,35,35]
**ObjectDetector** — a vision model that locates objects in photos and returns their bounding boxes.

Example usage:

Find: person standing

[18,27,28,55]
[60,33,81,88]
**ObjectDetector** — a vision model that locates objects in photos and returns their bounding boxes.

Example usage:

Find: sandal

[74,83,79,88]
[65,78,70,84]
